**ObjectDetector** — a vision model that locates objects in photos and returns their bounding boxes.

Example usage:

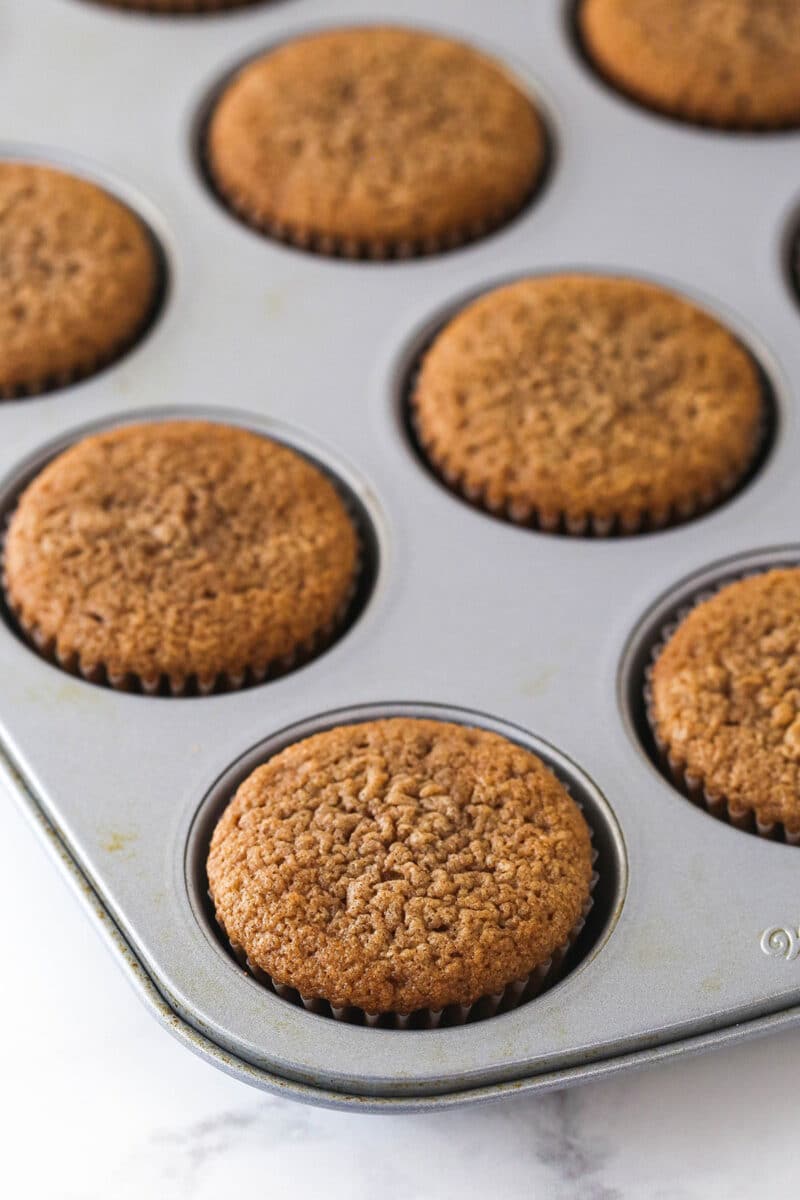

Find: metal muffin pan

[5,0,800,1111]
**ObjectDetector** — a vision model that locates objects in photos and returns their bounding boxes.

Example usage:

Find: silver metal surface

[4,0,800,1110]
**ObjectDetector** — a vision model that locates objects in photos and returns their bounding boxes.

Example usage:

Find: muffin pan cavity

[620,547,800,842]
[569,0,800,134]
[0,410,381,696]
[194,28,556,260]
[398,273,778,537]
[0,154,169,399]
[185,703,625,1030]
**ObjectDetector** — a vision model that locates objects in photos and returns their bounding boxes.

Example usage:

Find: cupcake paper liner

[2,566,359,697]
[644,566,800,844]
[204,151,539,262]
[217,873,597,1030]
[0,314,159,401]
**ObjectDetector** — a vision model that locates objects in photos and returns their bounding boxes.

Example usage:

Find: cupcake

[648,568,800,841]
[2,421,360,694]
[578,0,800,130]
[207,718,595,1024]
[411,274,765,535]
[0,162,161,398]
[205,27,547,258]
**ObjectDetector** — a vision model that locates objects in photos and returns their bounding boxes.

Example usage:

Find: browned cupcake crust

[206,27,546,257]
[650,569,800,834]
[0,162,160,398]
[412,274,764,534]
[207,718,594,1014]
[579,0,800,130]
[3,421,359,692]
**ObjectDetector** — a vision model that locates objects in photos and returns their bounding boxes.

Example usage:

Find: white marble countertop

[4,791,800,1200]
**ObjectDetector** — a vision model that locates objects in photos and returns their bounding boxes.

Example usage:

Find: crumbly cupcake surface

[579,0,800,130]
[3,421,359,690]
[650,569,800,832]
[208,718,594,1014]
[207,27,546,255]
[0,162,159,397]
[412,274,763,531]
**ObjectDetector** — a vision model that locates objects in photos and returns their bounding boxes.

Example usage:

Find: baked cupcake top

[206,26,546,256]
[650,569,800,832]
[412,274,764,533]
[3,421,359,692]
[0,162,160,397]
[207,718,594,1014]
[579,0,800,130]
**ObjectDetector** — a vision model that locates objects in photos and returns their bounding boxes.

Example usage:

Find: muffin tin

[4,0,800,1111]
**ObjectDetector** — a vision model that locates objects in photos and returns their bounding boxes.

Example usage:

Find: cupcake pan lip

[0,145,171,399]
[7,0,800,1109]
[0,405,384,698]
[186,701,624,1028]
[190,19,560,260]
[396,266,780,538]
